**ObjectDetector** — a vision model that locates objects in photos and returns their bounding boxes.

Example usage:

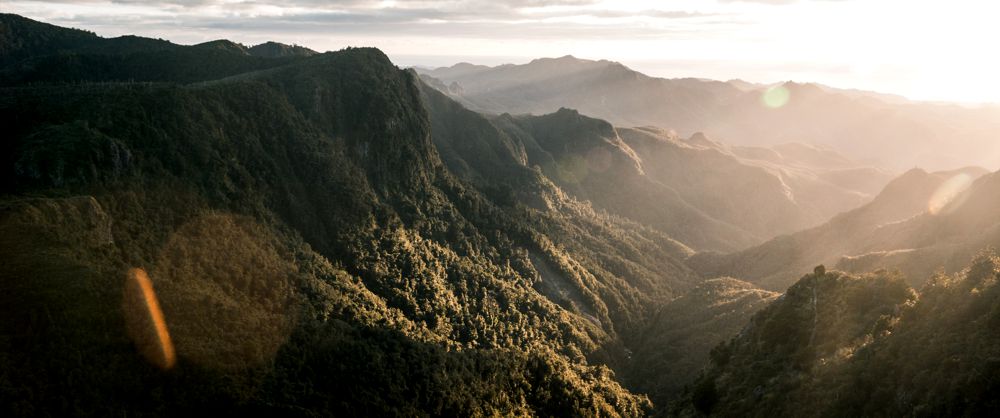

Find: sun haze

[5,0,999,103]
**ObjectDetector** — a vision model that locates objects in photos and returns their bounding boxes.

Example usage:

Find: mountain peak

[248,41,317,58]
[555,107,580,116]
[686,132,721,148]
[194,39,248,54]
[529,55,587,65]
[779,80,825,96]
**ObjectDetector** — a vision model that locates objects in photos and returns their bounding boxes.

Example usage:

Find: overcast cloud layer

[4,0,998,103]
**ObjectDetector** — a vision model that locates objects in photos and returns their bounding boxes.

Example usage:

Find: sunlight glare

[928,173,974,216]
[761,85,790,109]
[123,267,176,370]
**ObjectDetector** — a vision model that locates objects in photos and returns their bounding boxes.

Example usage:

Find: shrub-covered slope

[676,254,1000,417]
[626,278,779,413]
[0,15,706,416]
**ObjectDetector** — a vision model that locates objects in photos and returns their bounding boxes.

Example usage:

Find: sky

[5,0,999,104]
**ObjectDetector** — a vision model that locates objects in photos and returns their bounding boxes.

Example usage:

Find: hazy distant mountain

[419,55,740,137]
[689,166,993,290]
[425,103,891,251]
[618,128,892,243]
[418,57,1000,171]
[488,108,760,252]
[835,168,1000,282]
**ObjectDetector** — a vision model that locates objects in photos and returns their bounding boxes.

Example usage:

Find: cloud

[11,0,713,22]
[8,0,735,41]
[100,0,604,9]
[716,0,797,4]
[716,0,849,4]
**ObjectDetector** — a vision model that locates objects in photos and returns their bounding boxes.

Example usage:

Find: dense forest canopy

[2,13,999,417]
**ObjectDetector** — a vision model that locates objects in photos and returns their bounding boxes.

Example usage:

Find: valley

[2,13,999,417]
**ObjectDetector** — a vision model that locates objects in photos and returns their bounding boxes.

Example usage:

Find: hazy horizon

[393,54,985,107]
[6,0,1000,105]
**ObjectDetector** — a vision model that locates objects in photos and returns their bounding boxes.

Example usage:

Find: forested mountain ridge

[626,278,779,413]
[677,253,1000,417]
[0,13,312,85]
[0,15,713,416]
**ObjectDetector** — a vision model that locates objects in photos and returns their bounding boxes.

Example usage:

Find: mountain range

[419,56,1000,171]
[424,76,895,251]
[2,13,999,417]
[689,166,998,290]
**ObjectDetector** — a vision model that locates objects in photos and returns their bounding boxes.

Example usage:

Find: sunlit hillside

[2,5,1000,416]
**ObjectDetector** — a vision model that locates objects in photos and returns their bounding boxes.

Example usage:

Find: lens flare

[761,85,791,109]
[152,214,296,373]
[928,173,974,215]
[123,267,176,370]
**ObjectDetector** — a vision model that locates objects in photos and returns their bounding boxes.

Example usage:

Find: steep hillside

[488,109,759,252]
[626,278,778,412]
[619,127,889,240]
[689,167,990,290]
[419,58,1000,171]
[837,168,1000,281]
[434,108,890,251]
[677,254,1000,417]
[0,16,707,416]
[1,13,104,65]
[419,80,790,410]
